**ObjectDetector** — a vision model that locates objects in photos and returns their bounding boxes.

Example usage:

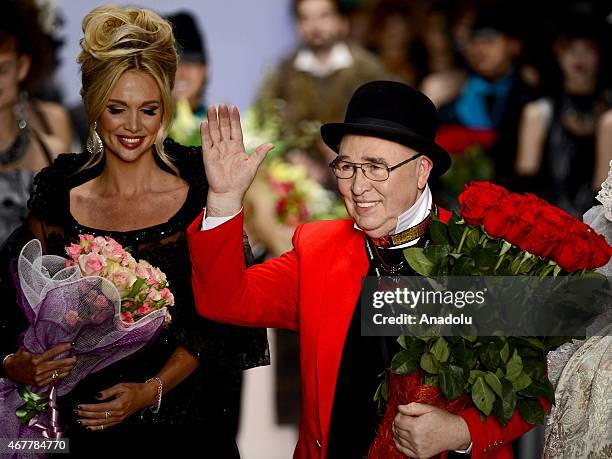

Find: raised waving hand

[201,104,274,217]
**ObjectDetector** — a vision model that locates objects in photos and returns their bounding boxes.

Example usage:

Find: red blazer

[187,211,540,459]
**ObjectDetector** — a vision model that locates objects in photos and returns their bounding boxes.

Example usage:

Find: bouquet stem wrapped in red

[368,370,471,459]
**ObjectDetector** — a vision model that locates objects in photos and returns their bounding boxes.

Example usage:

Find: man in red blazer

[187,81,542,458]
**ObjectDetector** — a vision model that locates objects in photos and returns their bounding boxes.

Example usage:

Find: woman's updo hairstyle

[78,5,178,172]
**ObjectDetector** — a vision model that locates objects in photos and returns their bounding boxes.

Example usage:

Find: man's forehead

[338,135,416,162]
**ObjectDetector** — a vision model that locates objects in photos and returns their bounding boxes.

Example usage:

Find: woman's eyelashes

[141,107,158,116]
[106,106,159,116]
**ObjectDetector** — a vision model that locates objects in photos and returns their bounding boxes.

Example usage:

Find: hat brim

[321,122,451,176]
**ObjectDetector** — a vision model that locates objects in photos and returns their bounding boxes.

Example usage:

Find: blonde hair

[78,5,178,173]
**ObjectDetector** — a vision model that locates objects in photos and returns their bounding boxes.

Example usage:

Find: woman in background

[0,0,72,244]
[516,7,611,216]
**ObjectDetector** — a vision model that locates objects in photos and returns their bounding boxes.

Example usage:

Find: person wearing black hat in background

[187,81,541,458]
[433,3,536,191]
[166,11,210,146]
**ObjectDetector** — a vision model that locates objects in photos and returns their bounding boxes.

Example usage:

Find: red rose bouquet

[368,182,612,459]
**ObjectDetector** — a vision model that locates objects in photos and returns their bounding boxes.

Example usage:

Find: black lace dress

[0,140,269,457]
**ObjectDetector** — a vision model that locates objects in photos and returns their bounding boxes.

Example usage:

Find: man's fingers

[229,105,243,142]
[218,104,231,141]
[398,402,436,417]
[200,120,213,150]
[207,105,221,143]
[253,143,274,165]
[39,343,72,362]
[393,438,417,458]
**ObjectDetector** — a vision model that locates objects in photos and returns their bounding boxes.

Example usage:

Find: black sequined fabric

[0,140,269,456]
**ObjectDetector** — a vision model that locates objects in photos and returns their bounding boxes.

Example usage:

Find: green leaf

[127,277,146,299]
[493,379,517,426]
[517,399,545,425]
[391,350,419,375]
[421,352,440,374]
[472,246,498,273]
[451,256,476,275]
[403,248,435,276]
[464,229,481,251]
[423,245,450,264]
[500,342,511,363]
[511,371,532,392]
[480,342,502,371]
[506,350,523,382]
[451,340,477,370]
[472,376,495,416]
[484,372,503,398]
[430,337,450,363]
[424,374,439,387]
[439,364,466,400]
[469,369,486,385]
[429,219,450,246]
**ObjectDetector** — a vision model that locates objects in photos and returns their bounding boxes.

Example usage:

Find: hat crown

[343,81,439,142]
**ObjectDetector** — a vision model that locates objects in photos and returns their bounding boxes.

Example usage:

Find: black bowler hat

[165,11,207,64]
[321,81,451,176]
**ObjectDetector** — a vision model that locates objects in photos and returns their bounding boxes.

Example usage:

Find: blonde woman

[0,6,268,456]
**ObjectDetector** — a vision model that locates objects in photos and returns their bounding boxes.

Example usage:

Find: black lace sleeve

[28,153,89,224]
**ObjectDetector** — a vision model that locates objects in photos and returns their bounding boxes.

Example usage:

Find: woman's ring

[105,411,110,419]
[51,370,59,380]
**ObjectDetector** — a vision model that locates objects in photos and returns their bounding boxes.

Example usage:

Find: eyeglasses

[329,153,423,181]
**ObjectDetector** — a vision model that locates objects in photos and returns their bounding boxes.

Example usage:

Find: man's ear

[17,54,31,84]
[417,156,433,189]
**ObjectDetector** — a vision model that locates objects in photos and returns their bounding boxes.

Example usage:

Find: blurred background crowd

[1,0,611,457]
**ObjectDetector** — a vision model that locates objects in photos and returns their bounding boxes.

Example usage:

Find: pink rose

[78,252,106,276]
[136,304,152,316]
[147,289,162,302]
[101,237,125,260]
[79,234,95,250]
[65,310,80,327]
[120,312,135,324]
[66,243,83,260]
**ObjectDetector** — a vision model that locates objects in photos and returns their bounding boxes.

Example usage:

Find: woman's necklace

[0,94,31,166]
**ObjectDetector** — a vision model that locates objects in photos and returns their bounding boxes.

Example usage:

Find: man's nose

[351,167,372,194]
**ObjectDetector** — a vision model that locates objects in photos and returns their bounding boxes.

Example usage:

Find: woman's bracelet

[145,377,163,414]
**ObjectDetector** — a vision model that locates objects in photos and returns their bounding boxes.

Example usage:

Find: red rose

[481,194,529,242]
[587,231,612,269]
[552,232,591,272]
[459,181,509,227]
[502,195,537,248]
[521,205,568,257]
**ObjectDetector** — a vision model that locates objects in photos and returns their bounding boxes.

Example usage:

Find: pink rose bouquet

[65,235,174,325]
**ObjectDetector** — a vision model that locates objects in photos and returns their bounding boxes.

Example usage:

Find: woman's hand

[3,343,76,387]
[202,104,274,217]
[74,380,158,431]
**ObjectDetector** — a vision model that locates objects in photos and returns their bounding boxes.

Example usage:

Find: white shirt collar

[354,184,433,249]
[293,42,353,78]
